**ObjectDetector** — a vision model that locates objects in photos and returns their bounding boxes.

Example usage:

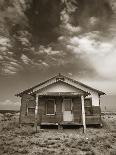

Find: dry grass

[0,113,116,155]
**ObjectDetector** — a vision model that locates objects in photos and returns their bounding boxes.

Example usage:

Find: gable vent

[56,73,65,82]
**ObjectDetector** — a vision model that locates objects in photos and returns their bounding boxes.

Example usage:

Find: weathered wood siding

[72,97,82,123]
[20,95,101,125]
[20,94,36,124]
[84,98,101,124]
[38,81,84,94]
[38,97,63,124]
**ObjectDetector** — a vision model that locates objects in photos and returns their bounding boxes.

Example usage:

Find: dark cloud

[0,0,115,80]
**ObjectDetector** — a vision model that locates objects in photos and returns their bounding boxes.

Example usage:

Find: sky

[0,0,116,111]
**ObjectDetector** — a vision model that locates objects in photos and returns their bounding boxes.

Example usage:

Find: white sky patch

[79,78,116,95]
[19,37,30,46]
[10,61,20,67]
[68,72,73,76]
[0,99,20,110]
[89,17,99,26]
[3,65,17,75]
[39,46,61,55]
[60,8,82,35]
[21,54,31,64]
[0,37,11,47]
[44,47,60,55]
[0,99,19,106]
[68,32,116,80]
[63,23,82,33]
[1,58,22,75]
[3,69,16,75]
[41,61,49,67]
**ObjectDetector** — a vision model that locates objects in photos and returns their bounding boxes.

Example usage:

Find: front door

[63,99,73,122]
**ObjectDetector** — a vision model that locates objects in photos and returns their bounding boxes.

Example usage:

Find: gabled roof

[16,73,105,97]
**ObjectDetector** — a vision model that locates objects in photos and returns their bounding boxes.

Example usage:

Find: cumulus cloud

[67,31,116,79]
[0,36,21,75]
[0,0,115,81]
[0,37,11,47]
[38,46,61,56]
[89,17,99,26]
[60,8,82,36]
[1,61,22,75]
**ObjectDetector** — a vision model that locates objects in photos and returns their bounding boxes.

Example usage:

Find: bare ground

[0,113,116,155]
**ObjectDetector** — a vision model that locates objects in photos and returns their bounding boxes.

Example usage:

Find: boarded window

[63,99,72,111]
[46,100,55,115]
[28,108,35,115]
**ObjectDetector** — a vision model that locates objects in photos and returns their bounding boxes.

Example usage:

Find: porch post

[81,95,86,133]
[35,94,39,132]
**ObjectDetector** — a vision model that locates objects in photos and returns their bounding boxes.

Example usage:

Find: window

[46,99,55,115]
[85,98,92,107]
[28,107,35,115]
[84,98,93,115]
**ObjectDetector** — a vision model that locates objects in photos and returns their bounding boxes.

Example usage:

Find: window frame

[84,98,93,116]
[46,99,56,115]
[27,107,35,115]
[84,98,92,107]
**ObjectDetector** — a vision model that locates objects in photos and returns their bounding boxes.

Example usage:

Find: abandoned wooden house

[16,73,105,131]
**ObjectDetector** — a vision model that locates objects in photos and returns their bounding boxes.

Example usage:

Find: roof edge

[15,73,106,97]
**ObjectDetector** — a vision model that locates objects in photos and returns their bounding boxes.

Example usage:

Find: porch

[35,92,87,132]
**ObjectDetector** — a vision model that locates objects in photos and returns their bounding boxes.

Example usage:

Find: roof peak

[58,73,62,77]
[16,73,105,97]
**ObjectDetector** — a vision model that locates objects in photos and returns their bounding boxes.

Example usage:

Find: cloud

[0,36,21,75]
[0,56,23,76]
[2,61,22,75]
[0,0,115,80]
[0,55,3,60]
[0,37,11,47]
[21,54,32,65]
[41,61,49,67]
[67,31,116,79]
[38,46,61,55]
[89,17,99,26]
[0,99,20,110]
[60,9,82,36]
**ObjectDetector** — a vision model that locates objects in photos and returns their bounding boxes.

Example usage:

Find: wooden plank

[92,106,101,115]
[56,98,62,113]
[85,115,101,124]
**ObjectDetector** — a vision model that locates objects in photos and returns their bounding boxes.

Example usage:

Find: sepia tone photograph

[0,0,116,155]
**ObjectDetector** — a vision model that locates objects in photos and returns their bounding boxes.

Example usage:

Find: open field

[0,112,116,155]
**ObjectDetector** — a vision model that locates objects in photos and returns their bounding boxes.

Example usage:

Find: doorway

[63,99,73,122]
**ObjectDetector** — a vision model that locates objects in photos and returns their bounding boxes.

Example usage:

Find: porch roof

[35,92,90,97]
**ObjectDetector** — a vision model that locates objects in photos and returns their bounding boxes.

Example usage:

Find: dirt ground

[0,113,116,155]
